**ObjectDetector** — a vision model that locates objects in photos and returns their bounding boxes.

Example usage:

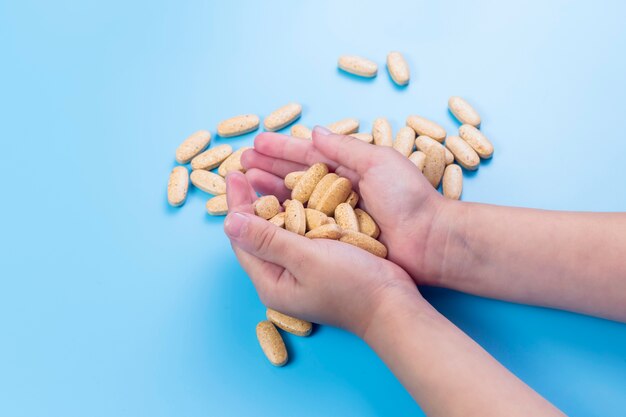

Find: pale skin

[223,126,626,416]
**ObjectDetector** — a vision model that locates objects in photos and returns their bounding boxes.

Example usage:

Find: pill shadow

[447,108,462,128]
[386,69,410,92]
[336,68,377,84]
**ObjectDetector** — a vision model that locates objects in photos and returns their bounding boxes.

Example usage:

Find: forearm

[432,202,626,321]
[365,291,563,417]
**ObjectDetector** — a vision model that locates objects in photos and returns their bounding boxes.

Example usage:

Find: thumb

[312,125,380,175]
[224,211,313,272]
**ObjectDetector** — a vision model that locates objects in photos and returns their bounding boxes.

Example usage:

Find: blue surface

[1,1,625,416]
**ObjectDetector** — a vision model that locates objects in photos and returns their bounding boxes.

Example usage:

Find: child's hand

[240,127,457,286]
[223,171,420,337]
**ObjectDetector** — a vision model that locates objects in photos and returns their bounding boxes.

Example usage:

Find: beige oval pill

[190,170,226,195]
[190,144,233,170]
[354,208,380,239]
[176,130,211,164]
[264,103,302,132]
[334,203,359,232]
[327,118,359,135]
[448,97,481,127]
[206,194,228,215]
[415,135,454,166]
[290,124,312,140]
[443,164,463,200]
[338,55,378,78]
[406,115,446,143]
[217,114,260,137]
[167,166,189,207]
[340,230,387,258]
[266,308,312,336]
[306,172,338,209]
[459,124,494,159]
[305,223,343,240]
[372,117,393,146]
[393,126,416,156]
[254,195,281,220]
[386,51,410,86]
[218,147,251,177]
[291,163,329,204]
[285,199,306,235]
[345,191,359,208]
[256,321,288,366]
[423,144,446,188]
[315,177,352,216]
[284,171,305,190]
[408,151,427,171]
[445,136,480,171]
[304,208,331,231]
[350,133,374,144]
[268,212,286,228]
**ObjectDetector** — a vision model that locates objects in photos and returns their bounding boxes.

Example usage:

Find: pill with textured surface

[304,208,331,231]
[406,115,446,143]
[266,308,312,336]
[254,195,281,220]
[167,166,189,207]
[264,103,302,132]
[327,118,359,135]
[315,177,352,216]
[284,171,305,190]
[408,151,427,171]
[423,144,446,188]
[217,114,260,137]
[206,194,228,215]
[191,144,233,170]
[218,147,251,177]
[340,230,387,258]
[307,173,338,209]
[305,223,343,240]
[291,163,329,203]
[350,133,374,144]
[345,191,359,208]
[256,321,288,367]
[338,55,378,78]
[386,51,410,86]
[334,203,360,232]
[285,199,306,235]
[445,136,480,171]
[443,164,463,200]
[290,124,312,140]
[354,208,380,239]
[459,124,494,159]
[176,130,211,164]
[448,97,481,127]
[190,170,226,195]
[393,126,416,156]
[268,212,286,228]
[373,117,393,146]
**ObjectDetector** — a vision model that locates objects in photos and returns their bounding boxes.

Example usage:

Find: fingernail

[224,212,248,238]
[313,125,332,136]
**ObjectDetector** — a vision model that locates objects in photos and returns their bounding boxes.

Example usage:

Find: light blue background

[1,1,625,416]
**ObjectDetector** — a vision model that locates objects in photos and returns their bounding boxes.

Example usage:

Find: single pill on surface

[386,51,410,86]
[373,117,393,147]
[218,147,251,177]
[285,199,306,235]
[264,103,302,132]
[408,151,427,171]
[448,97,481,127]
[304,208,332,231]
[338,55,378,78]
[423,144,446,188]
[305,223,343,240]
[345,190,359,208]
[327,118,359,135]
[284,171,305,190]
[415,135,453,166]
[266,308,313,336]
[290,124,312,139]
[443,164,463,200]
[334,203,360,232]
[393,126,416,156]
[406,115,446,143]
[306,173,338,209]
[190,169,226,195]
[350,132,374,144]
[459,124,494,159]
[254,195,281,220]
[176,130,211,164]
[167,166,189,207]
[291,163,329,204]
[445,136,480,171]
[256,320,288,367]
[340,230,388,258]
[315,177,353,216]
[217,114,260,137]
[268,212,286,228]
[206,194,228,215]
[354,208,380,239]
[191,144,233,170]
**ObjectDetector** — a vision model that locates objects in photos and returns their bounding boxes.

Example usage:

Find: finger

[245,169,291,201]
[312,126,381,175]
[241,148,307,178]
[224,211,316,273]
[254,132,342,171]
[225,171,256,212]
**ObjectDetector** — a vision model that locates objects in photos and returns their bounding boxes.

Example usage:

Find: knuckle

[254,224,278,255]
